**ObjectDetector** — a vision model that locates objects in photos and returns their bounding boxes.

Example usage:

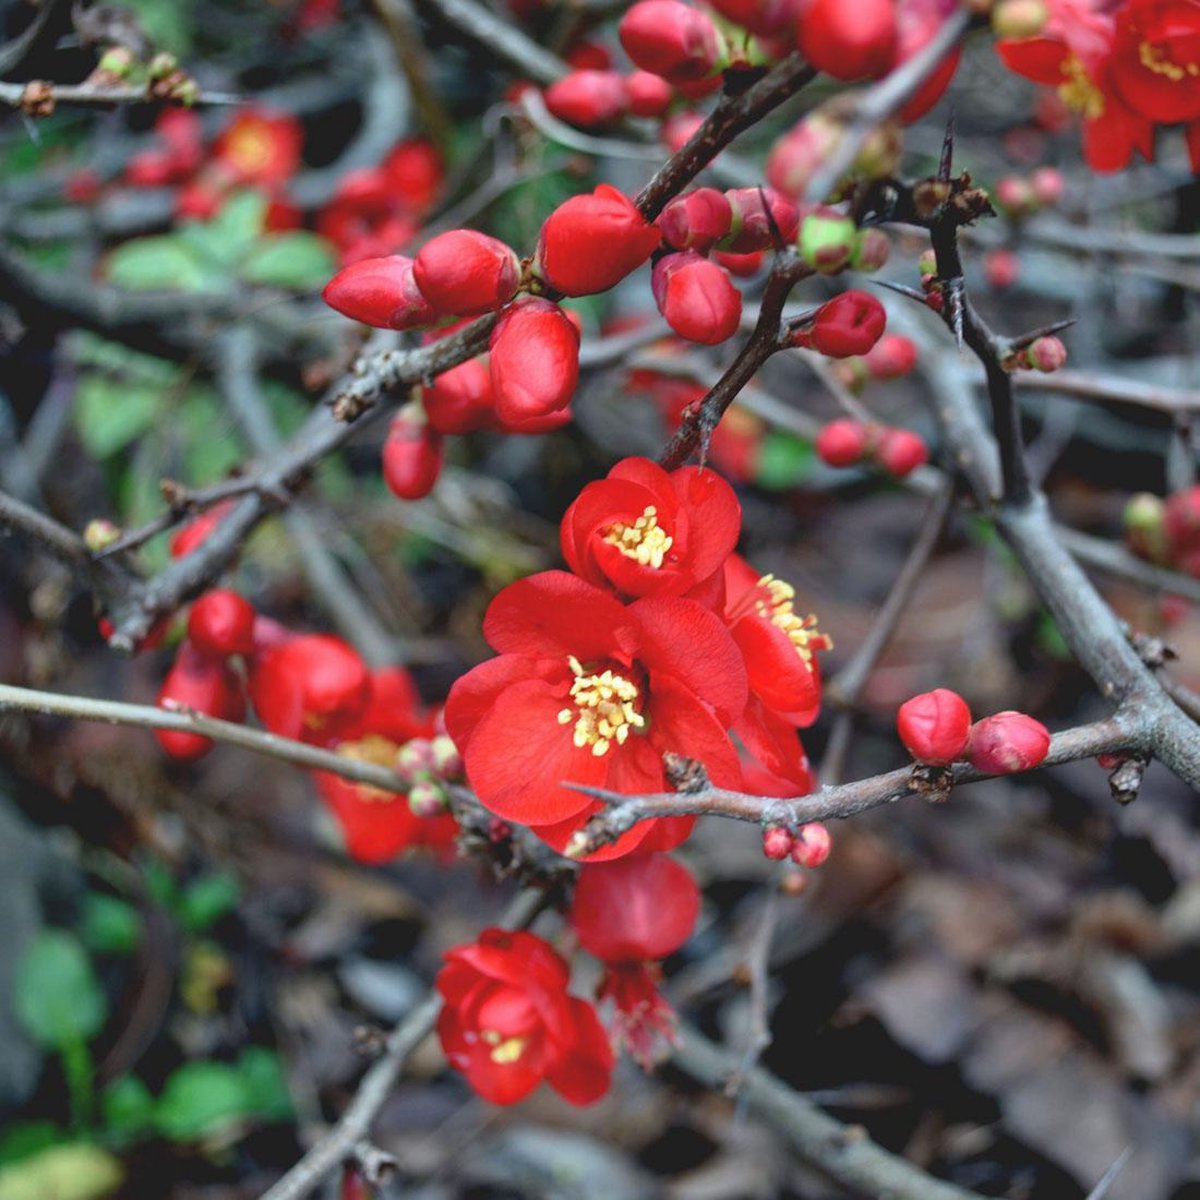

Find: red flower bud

[1165,486,1200,557]
[322,255,437,330]
[765,117,841,199]
[798,206,859,274]
[489,298,581,422]
[707,0,792,35]
[984,248,1020,290]
[382,412,444,500]
[413,230,521,317]
[713,248,764,276]
[659,188,733,252]
[571,852,700,962]
[762,825,793,860]
[720,187,799,253]
[187,589,257,659]
[536,185,662,296]
[967,711,1051,774]
[863,333,917,380]
[790,822,832,867]
[618,0,725,85]
[156,643,246,760]
[995,175,1035,216]
[567,40,613,70]
[1097,751,1127,771]
[809,290,886,358]
[816,418,871,467]
[381,137,444,215]
[65,168,101,204]
[1030,166,1064,206]
[544,69,629,126]
[625,70,675,117]
[170,502,233,559]
[661,110,705,152]
[422,357,495,435]
[896,688,971,765]
[652,251,743,344]
[851,228,891,272]
[796,0,898,81]
[1021,336,1067,373]
[873,427,928,477]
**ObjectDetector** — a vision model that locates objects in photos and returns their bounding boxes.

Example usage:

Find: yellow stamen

[1139,39,1198,81]
[334,735,400,802]
[1057,54,1105,119]
[602,505,673,570]
[755,574,833,669]
[560,658,644,756]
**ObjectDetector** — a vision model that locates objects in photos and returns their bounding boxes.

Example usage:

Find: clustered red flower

[815,418,930,478]
[896,688,1052,773]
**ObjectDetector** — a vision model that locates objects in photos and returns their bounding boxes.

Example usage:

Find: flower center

[481,1030,527,1064]
[1139,38,1200,81]
[334,734,400,802]
[1057,54,1105,118]
[557,656,645,756]
[602,505,673,569]
[755,574,833,668]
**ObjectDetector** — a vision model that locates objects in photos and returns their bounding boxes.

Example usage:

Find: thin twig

[0,81,241,108]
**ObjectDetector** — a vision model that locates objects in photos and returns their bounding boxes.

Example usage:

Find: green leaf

[13,933,107,1051]
[0,1143,122,1200]
[241,232,336,290]
[153,1062,250,1142]
[80,894,140,956]
[755,431,814,491]
[74,377,162,459]
[0,1125,62,1169]
[142,858,177,908]
[179,191,268,271]
[179,388,244,484]
[100,1077,156,1145]
[177,872,240,934]
[106,236,211,292]
[238,1048,293,1121]
[119,0,192,54]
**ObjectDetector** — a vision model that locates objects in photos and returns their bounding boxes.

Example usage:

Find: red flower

[652,252,743,345]
[380,138,444,215]
[382,410,444,500]
[444,571,747,857]
[1112,0,1200,123]
[317,168,419,262]
[806,291,887,358]
[187,589,257,659]
[322,255,437,330]
[895,0,963,122]
[170,502,233,559]
[489,298,580,423]
[413,230,522,317]
[436,929,613,1105]
[156,643,246,761]
[536,185,662,296]
[213,109,303,187]
[560,457,741,599]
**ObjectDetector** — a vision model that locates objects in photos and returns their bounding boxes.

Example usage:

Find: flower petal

[730,614,819,720]
[544,997,614,1105]
[667,466,740,582]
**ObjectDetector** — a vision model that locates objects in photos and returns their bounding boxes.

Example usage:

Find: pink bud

[985,248,1021,290]
[619,0,725,85]
[796,0,898,81]
[1030,166,1064,206]
[808,290,886,358]
[766,118,841,199]
[863,333,917,379]
[851,228,891,272]
[873,427,928,477]
[413,230,521,316]
[652,251,743,345]
[659,188,734,252]
[707,0,792,35]
[816,418,871,467]
[422,357,496,435]
[544,69,629,126]
[790,822,832,868]
[995,176,1035,216]
[489,298,581,422]
[896,688,971,765]
[967,712,1051,774]
[625,70,675,117]
[1022,336,1067,373]
[661,110,705,152]
[322,256,437,330]
[720,187,800,253]
[762,825,793,860]
[382,412,444,500]
[408,780,447,817]
[1165,486,1200,556]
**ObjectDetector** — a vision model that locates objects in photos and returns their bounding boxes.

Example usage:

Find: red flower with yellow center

[213,109,303,187]
[1112,0,1200,122]
[444,571,747,859]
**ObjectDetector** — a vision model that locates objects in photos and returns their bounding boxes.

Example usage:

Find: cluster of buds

[916,248,947,313]
[543,67,675,127]
[761,821,833,867]
[394,733,463,818]
[897,688,1052,774]
[830,333,918,392]
[1124,485,1200,579]
[815,418,929,477]
[1008,335,1068,373]
[993,167,1065,218]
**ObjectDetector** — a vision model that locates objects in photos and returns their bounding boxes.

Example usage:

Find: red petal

[532,801,657,861]
[730,614,818,720]
[445,654,558,753]
[635,814,696,853]
[995,37,1070,85]
[735,697,815,790]
[544,997,614,1105]
[646,673,744,789]
[667,466,740,581]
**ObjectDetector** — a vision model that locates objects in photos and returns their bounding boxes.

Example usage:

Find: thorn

[938,110,956,183]
[873,279,936,307]
[1009,317,1077,352]
[944,277,965,348]
[1085,1147,1133,1200]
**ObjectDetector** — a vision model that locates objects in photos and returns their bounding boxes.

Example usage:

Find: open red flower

[445,571,746,858]
[212,109,303,187]
[436,929,613,1105]
[1112,0,1200,123]
[560,457,740,599]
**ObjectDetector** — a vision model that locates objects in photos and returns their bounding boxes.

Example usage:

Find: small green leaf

[177,872,240,934]
[179,191,268,271]
[142,858,178,908]
[756,431,814,491]
[106,236,212,292]
[80,894,140,956]
[238,1048,293,1121]
[154,1062,250,1142]
[100,1077,155,1144]
[0,1125,61,1168]
[74,377,162,459]
[0,1143,122,1200]
[13,933,107,1051]
[241,232,336,290]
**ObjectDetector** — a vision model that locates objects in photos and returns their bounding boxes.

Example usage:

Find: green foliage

[106,236,213,292]
[74,377,162,460]
[151,1050,291,1142]
[237,1047,294,1121]
[99,1078,156,1146]
[0,1144,122,1200]
[756,431,815,491]
[79,894,140,956]
[13,933,107,1051]
[0,1125,61,1168]
[120,0,194,54]
[242,232,336,289]
[177,871,240,934]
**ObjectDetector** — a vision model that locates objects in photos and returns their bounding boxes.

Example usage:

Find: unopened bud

[430,734,462,778]
[991,0,1049,38]
[408,780,447,818]
[790,823,832,868]
[850,228,891,272]
[84,519,121,553]
[396,737,434,780]
[1021,336,1067,373]
[762,825,793,860]
[967,711,1051,774]
[798,206,858,274]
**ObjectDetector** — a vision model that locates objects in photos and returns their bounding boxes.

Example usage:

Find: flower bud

[625,70,675,117]
[1124,492,1169,562]
[1021,336,1067,373]
[408,779,447,817]
[188,589,257,659]
[659,188,733,252]
[661,110,705,152]
[84,518,121,553]
[991,0,1049,39]
[156,644,246,761]
[536,184,662,296]
[797,206,859,274]
[790,822,832,867]
[896,688,971,765]
[864,333,916,379]
[720,187,799,252]
[985,248,1020,290]
[995,175,1035,217]
[1164,486,1200,557]
[413,230,521,316]
[619,0,725,85]
[1030,166,1064,206]
[762,825,793,860]
[396,738,434,779]
[430,733,463,778]
[967,711,1051,774]
[766,116,841,199]
[544,69,629,126]
[382,410,444,500]
[489,298,580,422]
[873,427,928,476]
[816,418,871,467]
[714,249,763,276]
[796,0,898,81]
[322,255,437,330]
[708,0,792,36]
[808,290,886,357]
[422,357,496,435]
[850,228,891,272]
[917,249,937,277]
[652,251,743,344]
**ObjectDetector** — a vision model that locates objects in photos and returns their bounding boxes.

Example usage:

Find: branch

[0,80,240,110]
[417,0,569,85]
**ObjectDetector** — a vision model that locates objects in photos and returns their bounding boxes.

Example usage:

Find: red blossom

[967,711,1051,773]
[1112,0,1200,124]
[422,357,496,435]
[187,589,257,659]
[658,188,734,253]
[796,0,898,81]
[488,298,580,423]
[651,252,743,344]
[381,138,444,214]
[212,109,303,187]
[896,688,972,765]
[436,929,613,1105]
[382,411,444,500]
[321,255,437,330]
[806,291,887,358]
[156,643,246,761]
[170,502,234,559]
[413,230,521,317]
[560,457,741,599]
[618,0,725,85]
[625,70,675,116]
[544,69,630,126]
